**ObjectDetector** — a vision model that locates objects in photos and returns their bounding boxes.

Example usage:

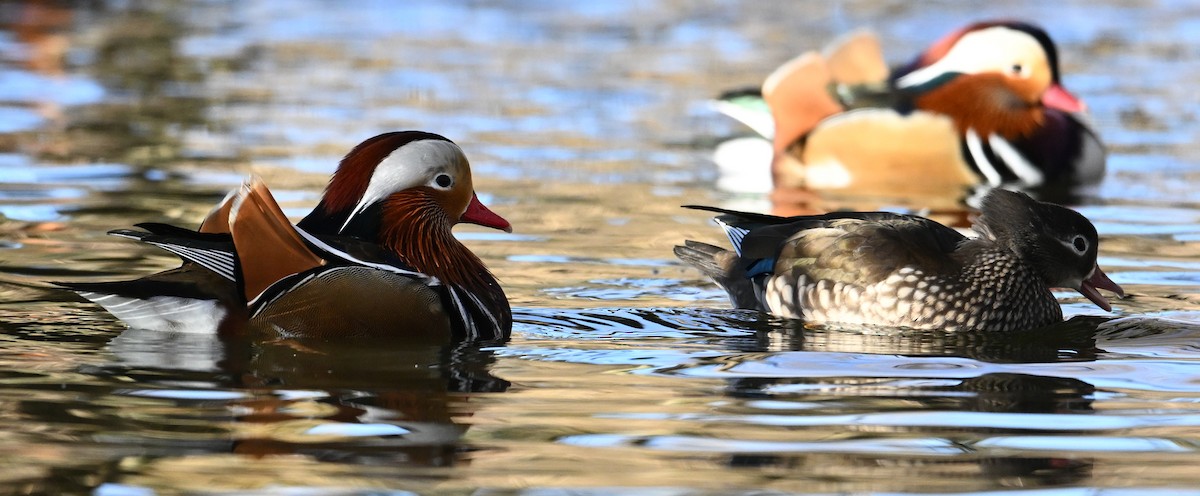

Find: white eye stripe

[340,139,464,233]
[896,26,1045,89]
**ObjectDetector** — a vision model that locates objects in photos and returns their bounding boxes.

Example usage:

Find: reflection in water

[527,307,1104,490]
[716,372,1096,491]
[518,306,1106,362]
[765,315,1106,362]
[221,338,508,466]
[54,5,212,166]
[519,308,1117,490]
[3,0,1200,492]
[5,328,512,493]
[516,306,779,341]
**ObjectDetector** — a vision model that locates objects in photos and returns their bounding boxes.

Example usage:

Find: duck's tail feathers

[682,205,797,256]
[682,205,789,222]
[711,87,775,139]
[52,267,236,334]
[68,289,228,334]
[106,226,238,281]
[674,240,730,280]
[674,240,760,310]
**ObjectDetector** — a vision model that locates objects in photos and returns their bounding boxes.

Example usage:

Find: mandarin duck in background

[711,21,1105,219]
[58,131,513,343]
[675,189,1124,332]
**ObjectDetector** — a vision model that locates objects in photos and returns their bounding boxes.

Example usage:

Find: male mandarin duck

[675,189,1124,332]
[712,21,1105,218]
[58,131,512,342]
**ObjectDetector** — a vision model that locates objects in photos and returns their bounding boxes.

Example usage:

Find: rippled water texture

[2,0,1200,494]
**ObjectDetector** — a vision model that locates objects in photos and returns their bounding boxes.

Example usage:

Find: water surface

[2,0,1200,493]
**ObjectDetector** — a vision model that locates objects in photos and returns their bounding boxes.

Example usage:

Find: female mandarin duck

[675,189,1124,332]
[58,131,512,343]
[713,21,1105,217]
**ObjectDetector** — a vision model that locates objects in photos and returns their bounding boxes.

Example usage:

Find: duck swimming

[58,131,512,343]
[676,189,1123,332]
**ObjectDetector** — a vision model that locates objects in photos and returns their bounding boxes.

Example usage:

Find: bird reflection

[108,330,509,468]
[755,314,1107,362]
[713,317,1108,490]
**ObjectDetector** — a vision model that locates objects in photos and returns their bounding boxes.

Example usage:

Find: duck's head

[974,189,1123,311]
[894,21,1085,136]
[299,131,511,239]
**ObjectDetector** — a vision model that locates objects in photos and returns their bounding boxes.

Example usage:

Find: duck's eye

[1072,235,1088,253]
[434,174,453,188]
[1010,64,1025,76]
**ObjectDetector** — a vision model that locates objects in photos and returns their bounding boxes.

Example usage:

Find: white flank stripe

[965,129,1003,187]
[988,133,1044,187]
[446,287,477,339]
[250,269,323,314]
[294,228,427,280]
[462,288,499,335]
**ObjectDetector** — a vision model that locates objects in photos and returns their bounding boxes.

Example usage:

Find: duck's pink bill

[1043,84,1086,113]
[461,192,512,233]
[1077,264,1124,312]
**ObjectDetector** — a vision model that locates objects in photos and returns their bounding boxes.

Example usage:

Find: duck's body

[712,21,1105,217]
[676,189,1123,332]
[59,131,512,342]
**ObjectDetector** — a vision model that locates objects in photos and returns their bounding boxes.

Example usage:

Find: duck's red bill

[461,192,512,233]
[1077,264,1124,312]
[1043,84,1086,113]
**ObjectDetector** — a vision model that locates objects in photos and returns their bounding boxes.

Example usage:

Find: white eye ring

[432,173,453,189]
[1068,235,1088,254]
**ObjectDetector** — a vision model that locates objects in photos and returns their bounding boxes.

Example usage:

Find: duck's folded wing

[776,215,967,285]
[228,177,326,303]
[109,225,238,281]
[684,205,940,262]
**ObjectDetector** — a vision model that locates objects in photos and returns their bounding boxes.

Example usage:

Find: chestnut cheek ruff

[380,189,511,339]
[916,74,1043,140]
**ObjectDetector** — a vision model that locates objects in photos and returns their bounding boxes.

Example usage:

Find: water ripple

[560,433,966,456]
[597,410,1200,432]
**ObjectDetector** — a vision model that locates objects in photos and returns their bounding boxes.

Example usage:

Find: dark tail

[674,240,730,280]
[674,240,760,310]
[716,86,763,101]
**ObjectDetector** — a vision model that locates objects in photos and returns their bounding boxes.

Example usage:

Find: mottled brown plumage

[676,189,1124,332]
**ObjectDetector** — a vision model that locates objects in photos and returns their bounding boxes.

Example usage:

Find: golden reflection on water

[2,0,1200,494]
